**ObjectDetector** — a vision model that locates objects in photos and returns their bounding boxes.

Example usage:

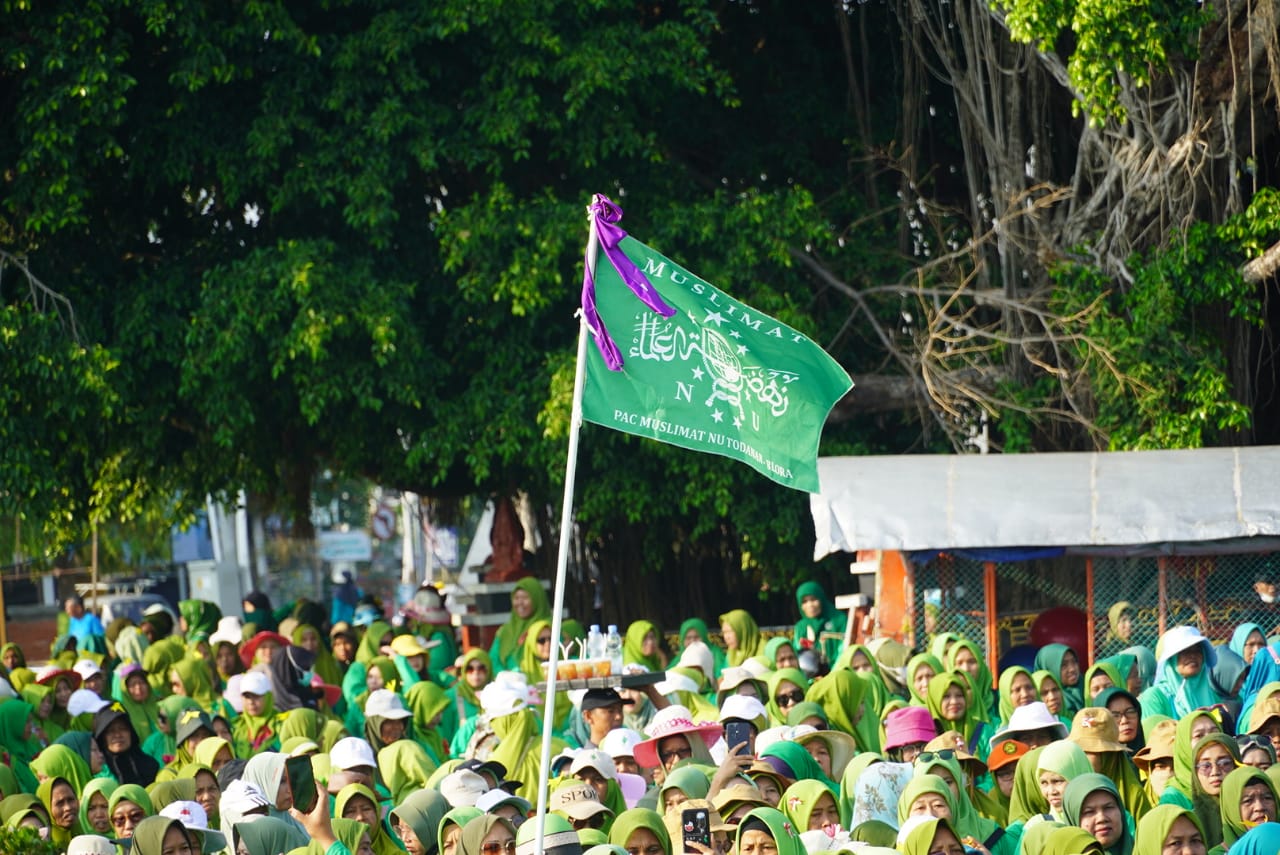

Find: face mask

[1261,593,1277,604]
[300,669,316,685]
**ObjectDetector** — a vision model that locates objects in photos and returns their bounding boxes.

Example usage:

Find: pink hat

[883,706,937,749]
[634,713,724,769]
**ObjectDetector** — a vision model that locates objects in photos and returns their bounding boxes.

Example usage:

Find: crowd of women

[3,581,1280,855]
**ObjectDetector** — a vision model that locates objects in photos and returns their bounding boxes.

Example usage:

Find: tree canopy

[2,0,1277,615]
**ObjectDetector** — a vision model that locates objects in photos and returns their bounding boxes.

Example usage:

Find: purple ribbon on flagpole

[581,194,676,371]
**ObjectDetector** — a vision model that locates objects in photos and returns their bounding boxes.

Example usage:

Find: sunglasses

[466,663,489,672]
[775,690,805,707]
[536,636,552,645]
[482,843,517,855]
[1238,735,1274,753]
[660,746,693,763]
[917,749,957,763]
[1195,758,1236,776]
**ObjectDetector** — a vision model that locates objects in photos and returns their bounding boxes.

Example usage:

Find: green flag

[582,234,853,493]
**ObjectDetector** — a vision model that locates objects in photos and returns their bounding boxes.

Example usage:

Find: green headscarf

[785,701,828,729]
[179,600,222,639]
[1063,773,1134,855]
[335,782,399,855]
[377,739,437,804]
[1217,765,1278,848]
[1043,826,1106,855]
[624,621,664,672]
[765,667,812,727]
[1036,644,1084,716]
[389,788,449,855]
[731,807,805,855]
[763,637,795,670]
[108,783,155,823]
[234,816,302,855]
[142,637,187,696]
[897,773,957,826]
[759,740,837,791]
[806,669,881,753]
[779,778,839,833]
[405,680,454,764]
[793,581,846,667]
[898,816,962,855]
[460,815,517,855]
[1133,805,1205,855]
[834,643,892,713]
[658,767,711,807]
[31,744,92,795]
[22,682,63,741]
[36,776,81,847]
[1038,740,1093,819]
[925,671,984,749]
[439,806,484,854]
[916,753,1003,844]
[171,656,219,711]
[608,808,671,854]
[489,578,551,671]
[148,778,195,812]
[229,683,277,757]
[678,618,727,678]
[489,707,567,797]
[0,699,43,792]
[945,639,995,722]
[907,653,944,706]
[1033,669,1072,727]
[130,816,193,855]
[356,621,394,667]
[79,777,117,835]
[292,624,343,688]
[1169,731,1239,847]
[719,610,764,668]
[998,666,1038,726]
[451,649,492,716]
[0,765,18,799]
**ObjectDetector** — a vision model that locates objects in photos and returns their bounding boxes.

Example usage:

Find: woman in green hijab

[998,666,1039,727]
[516,620,570,731]
[129,815,198,855]
[388,788,449,855]
[0,698,44,793]
[36,775,81,848]
[898,816,967,855]
[806,668,881,753]
[1037,740,1093,821]
[1062,773,1135,855]
[908,653,944,706]
[945,638,996,723]
[378,740,437,804]
[765,667,812,728]
[925,672,989,755]
[1036,644,1085,717]
[114,661,162,743]
[678,619,727,679]
[719,610,765,669]
[1033,669,1073,729]
[294,623,345,690]
[179,599,222,641]
[898,773,958,825]
[656,767,711,812]
[79,777,116,834]
[21,682,61,743]
[1100,602,1135,659]
[1159,714,1240,848]
[778,779,842,835]
[624,621,665,672]
[1210,766,1278,855]
[405,680,455,765]
[234,816,306,855]
[793,581,846,668]
[916,753,1018,855]
[336,782,399,855]
[1133,805,1208,855]
[31,743,92,795]
[835,643,893,713]
[459,815,517,855]
[488,578,551,673]
[608,808,671,855]
[108,783,155,840]
[439,806,484,855]
[733,807,806,855]
[171,655,231,718]
[759,740,837,791]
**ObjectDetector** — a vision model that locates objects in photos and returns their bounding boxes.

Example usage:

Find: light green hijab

[806,669,881,753]
[1133,805,1205,855]
[733,807,805,855]
[719,610,764,668]
[608,808,671,854]
[778,778,839,833]
[489,579,550,670]
[1217,765,1278,848]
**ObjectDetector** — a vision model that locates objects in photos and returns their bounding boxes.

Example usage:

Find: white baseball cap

[67,836,116,855]
[568,749,617,780]
[549,781,611,821]
[330,737,378,770]
[160,800,227,850]
[364,689,412,720]
[68,689,111,717]
[476,789,532,815]
[73,659,103,680]
[240,671,271,697]
[599,728,644,760]
[210,616,245,648]
[440,770,490,807]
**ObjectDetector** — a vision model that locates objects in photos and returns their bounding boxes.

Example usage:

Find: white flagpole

[532,208,598,855]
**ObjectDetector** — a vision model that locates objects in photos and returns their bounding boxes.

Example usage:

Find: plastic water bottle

[605,624,623,672]
[587,625,603,660]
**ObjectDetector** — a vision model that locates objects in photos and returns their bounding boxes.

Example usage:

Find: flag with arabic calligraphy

[580,213,853,493]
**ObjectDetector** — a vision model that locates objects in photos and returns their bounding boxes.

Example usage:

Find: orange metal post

[1086,558,1095,665]
[984,562,998,686]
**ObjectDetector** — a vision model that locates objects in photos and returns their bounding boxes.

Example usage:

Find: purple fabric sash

[581,195,676,370]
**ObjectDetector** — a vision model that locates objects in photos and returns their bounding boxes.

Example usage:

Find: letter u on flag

[579,195,853,493]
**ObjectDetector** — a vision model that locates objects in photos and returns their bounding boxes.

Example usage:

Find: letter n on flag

[579,196,853,493]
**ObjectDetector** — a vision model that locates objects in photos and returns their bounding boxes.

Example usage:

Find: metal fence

[908,549,1280,667]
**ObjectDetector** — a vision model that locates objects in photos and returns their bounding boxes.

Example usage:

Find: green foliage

[1011,189,1278,449]
[994,0,1209,123]
[0,825,62,855]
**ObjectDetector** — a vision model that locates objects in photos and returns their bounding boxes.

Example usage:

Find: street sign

[318,531,373,562]
[371,505,397,540]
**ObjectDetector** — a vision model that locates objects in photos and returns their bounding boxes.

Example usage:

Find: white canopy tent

[810,445,1280,557]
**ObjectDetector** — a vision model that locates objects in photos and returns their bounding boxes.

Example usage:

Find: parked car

[90,593,179,634]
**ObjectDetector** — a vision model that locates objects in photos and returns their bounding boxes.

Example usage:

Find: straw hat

[1067,707,1128,753]
[924,731,987,779]
[1132,719,1176,771]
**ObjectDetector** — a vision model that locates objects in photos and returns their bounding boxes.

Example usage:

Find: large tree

[2,0,1276,621]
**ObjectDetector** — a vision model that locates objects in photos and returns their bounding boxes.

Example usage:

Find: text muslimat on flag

[581,230,852,493]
